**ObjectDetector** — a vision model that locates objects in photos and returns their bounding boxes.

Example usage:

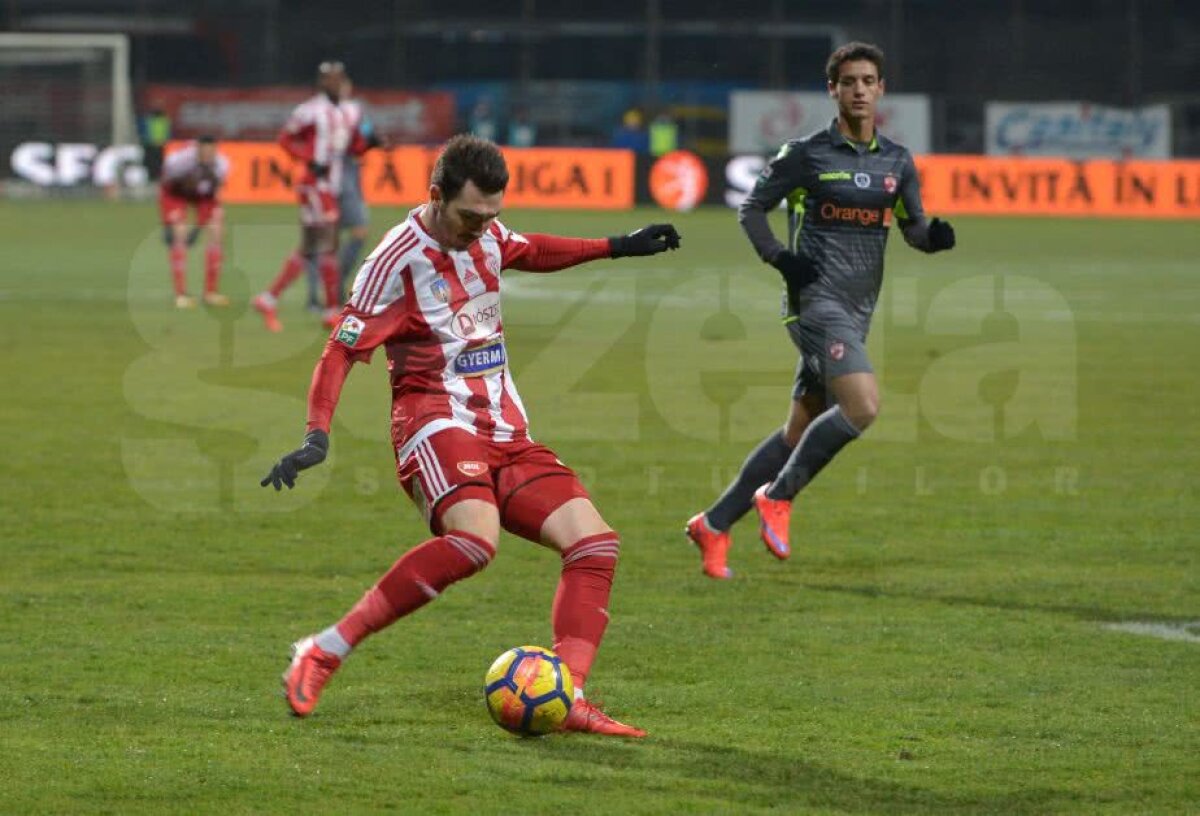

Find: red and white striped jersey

[306,207,611,447]
[278,93,363,191]
[160,142,229,200]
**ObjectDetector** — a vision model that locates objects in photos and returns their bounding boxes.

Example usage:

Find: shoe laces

[304,649,339,688]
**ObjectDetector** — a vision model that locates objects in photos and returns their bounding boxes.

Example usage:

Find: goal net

[0,33,135,177]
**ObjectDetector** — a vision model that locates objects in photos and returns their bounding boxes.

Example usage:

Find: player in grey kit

[686,42,956,579]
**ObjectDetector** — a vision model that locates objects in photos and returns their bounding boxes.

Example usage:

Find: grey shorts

[339,190,369,229]
[786,318,873,400]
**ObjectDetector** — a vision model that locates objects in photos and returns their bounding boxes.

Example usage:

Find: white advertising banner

[985,102,1171,159]
[730,91,931,154]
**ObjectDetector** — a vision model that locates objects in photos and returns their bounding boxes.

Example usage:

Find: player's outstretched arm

[505,225,680,273]
[608,224,682,257]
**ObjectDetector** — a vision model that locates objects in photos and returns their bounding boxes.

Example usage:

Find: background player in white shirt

[252,61,377,331]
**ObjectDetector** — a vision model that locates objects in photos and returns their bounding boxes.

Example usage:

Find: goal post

[0,32,135,158]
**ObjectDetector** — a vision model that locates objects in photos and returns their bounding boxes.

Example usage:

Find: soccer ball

[484,645,574,736]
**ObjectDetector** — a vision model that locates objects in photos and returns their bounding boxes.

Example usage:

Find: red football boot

[282,636,342,717]
[685,512,732,579]
[561,698,646,738]
[252,293,283,333]
[752,485,792,560]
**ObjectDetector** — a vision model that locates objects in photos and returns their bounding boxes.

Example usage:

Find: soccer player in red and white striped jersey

[159,135,230,308]
[252,60,377,331]
[262,135,681,737]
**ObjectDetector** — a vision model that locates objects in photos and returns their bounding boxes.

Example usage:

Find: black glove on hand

[609,224,682,258]
[261,429,329,491]
[928,218,956,252]
[308,161,330,180]
[770,249,818,290]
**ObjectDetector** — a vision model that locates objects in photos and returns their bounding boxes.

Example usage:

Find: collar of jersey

[827,118,880,152]
[409,206,459,253]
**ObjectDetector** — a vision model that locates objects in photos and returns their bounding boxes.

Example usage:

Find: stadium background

[1,2,1197,814]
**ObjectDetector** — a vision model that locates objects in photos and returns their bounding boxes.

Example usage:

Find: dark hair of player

[431,134,510,201]
[197,134,216,145]
[825,42,885,83]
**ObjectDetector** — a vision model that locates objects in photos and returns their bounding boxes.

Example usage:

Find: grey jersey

[740,119,936,330]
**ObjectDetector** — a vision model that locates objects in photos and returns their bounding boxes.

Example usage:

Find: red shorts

[159,190,220,226]
[297,184,339,226]
[395,422,590,542]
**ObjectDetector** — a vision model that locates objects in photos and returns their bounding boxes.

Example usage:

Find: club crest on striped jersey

[457,460,488,477]
[335,315,365,347]
[484,254,500,275]
[884,174,898,194]
[829,341,845,361]
[451,291,502,340]
[430,277,450,303]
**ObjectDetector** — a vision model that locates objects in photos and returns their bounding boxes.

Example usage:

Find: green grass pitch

[0,200,1196,814]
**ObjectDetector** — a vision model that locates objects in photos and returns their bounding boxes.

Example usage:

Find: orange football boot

[282,636,342,717]
[252,294,283,332]
[685,512,732,579]
[561,698,646,738]
[752,485,791,559]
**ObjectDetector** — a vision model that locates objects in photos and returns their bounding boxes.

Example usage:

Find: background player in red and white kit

[159,134,230,308]
[252,60,379,331]
[261,135,681,737]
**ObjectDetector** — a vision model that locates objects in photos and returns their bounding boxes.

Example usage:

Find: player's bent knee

[538,497,612,551]
[847,396,880,430]
[442,529,497,574]
[437,496,501,548]
[783,420,809,447]
[561,530,622,571]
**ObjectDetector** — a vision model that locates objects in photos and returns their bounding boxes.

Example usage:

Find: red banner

[142,85,456,144]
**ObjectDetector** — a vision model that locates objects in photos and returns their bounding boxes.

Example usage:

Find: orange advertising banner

[913,155,1200,219]
[195,142,635,210]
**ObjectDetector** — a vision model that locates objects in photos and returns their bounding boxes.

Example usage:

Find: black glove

[770,250,819,314]
[928,217,956,252]
[308,160,330,180]
[770,249,818,289]
[609,224,681,258]
[260,429,329,491]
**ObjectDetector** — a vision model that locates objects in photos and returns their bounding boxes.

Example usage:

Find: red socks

[169,245,187,296]
[552,533,620,692]
[329,527,620,693]
[319,252,340,308]
[268,251,306,298]
[204,245,222,294]
[335,530,495,647]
